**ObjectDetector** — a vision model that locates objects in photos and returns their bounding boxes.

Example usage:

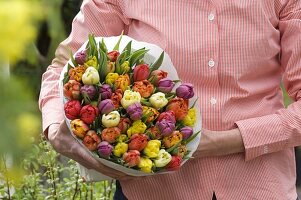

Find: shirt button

[210,97,217,105]
[263,146,269,154]
[208,13,215,21]
[208,59,215,68]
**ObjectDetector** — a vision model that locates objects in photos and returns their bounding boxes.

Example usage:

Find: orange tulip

[115,74,130,92]
[68,65,87,82]
[162,131,183,149]
[110,89,123,109]
[132,80,154,98]
[166,98,188,120]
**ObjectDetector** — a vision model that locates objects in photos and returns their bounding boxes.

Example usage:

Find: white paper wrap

[59,36,202,182]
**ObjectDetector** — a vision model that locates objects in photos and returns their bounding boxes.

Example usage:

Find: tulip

[111,89,123,109]
[149,92,168,109]
[138,157,153,173]
[182,108,197,127]
[102,111,120,128]
[64,100,81,120]
[98,99,114,114]
[63,80,81,100]
[120,61,130,74]
[68,65,87,82]
[80,104,99,124]
[107,50,120,62]
[143,140,161,158]
[149,70,168,86]
[113,142,128,157]
[166,98,188,120]
[120,90,141,109]
[83,130,101,151]
[99,84,112,100]
[133,64,150,82]
[115,74,130,92]
[146,126,162,140]
[163,131,183,149]
[156,119,175,137]
[132,80,154,98]
[105,73,119,85]
[154,149,172,168]
[98,141,113,158]
[117,118,131,134]
[70,119,89,138]
[157,78,175,93]
[84,56,98,69]
[123,150,141,167]
[129,134,148,151]
[172,144,188,158]
[142,106,159,123]
[80,85,96,100]
[166,156,182,171]
[127,120,147,138]
[126,102,143,121]
[101,127,121,143]
[82,67,100,85]
[180,126,193,140]
[176,83,194,99]
[106,61,115,74]
[116,134,128,143]
[157,110,176,124]
[75,50,87,65]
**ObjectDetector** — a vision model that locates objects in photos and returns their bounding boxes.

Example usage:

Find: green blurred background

[0,0,298,199]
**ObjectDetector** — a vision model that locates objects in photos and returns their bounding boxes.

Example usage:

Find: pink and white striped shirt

[39,0,301,199]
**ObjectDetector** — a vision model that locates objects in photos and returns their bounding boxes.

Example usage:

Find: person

[39,0,301,199]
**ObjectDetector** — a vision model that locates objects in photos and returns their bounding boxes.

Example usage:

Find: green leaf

[88,34,97,57]
[166,141,181,153]
[63,64,72,84]
[184,130,201,145]
[100,38,108,54]
[98,49,108,82]
[115,50,128,74]
[70,50,77,67]
[150,51,164,72]
[128,48,148,67]
[123,41,132,58]
[113,31,123,51]
[190,97,199,109]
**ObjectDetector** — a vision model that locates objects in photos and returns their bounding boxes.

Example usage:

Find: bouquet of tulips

[60,34,201,178]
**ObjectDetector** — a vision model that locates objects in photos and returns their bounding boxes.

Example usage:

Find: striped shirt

[39,0,301,199]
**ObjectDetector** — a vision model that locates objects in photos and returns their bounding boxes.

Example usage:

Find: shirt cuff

[41,97,65,133]
[235,114,288,161]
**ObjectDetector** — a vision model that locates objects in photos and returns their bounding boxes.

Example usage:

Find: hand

[47,120,134,180]
[193,128,245,158]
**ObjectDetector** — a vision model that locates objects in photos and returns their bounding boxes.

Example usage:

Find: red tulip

[133,64,150,82]
[107,50,120,62]
[101,127,121,143]
[157,111,176,124]
[63,80,81,100]
[129,134,148,151]
[166,98,188,120]
[166,155,182,171]
[149,70,168,86]
[64,100,81,120]
[123,150,141,167]
[83,130,101,151]
[80,105,99,124]
[118,118,131,134]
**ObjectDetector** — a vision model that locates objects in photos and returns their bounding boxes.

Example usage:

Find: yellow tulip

[143,140,161,158]
[113,142,128,157]
[182,108,197,127]
[127,120,147,138]
[138,157,153,173]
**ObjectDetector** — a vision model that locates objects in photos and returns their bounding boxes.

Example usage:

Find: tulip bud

[172,144,188,158]
[154,149,172,168]
[180,126,193,140]
[80,104,99,124]
[84,56,98,69]
[80,85,96,100]
[70,119,89,138]
[149,92,168,109]
[163,131,183,149]
[120,61,130,74]
[129,134,148,151]
[123,150,141,167]
[107,50,120,62]
[157,111,176,124]
[102,111,120,128]
[113,142,128,157]
[138,157,153,173]
[115,74,130,92]
[166,155,182,171]
[98,141,113,158]
[142,106,159,123]
[156,119,175,137]
[149,70,168,86]
[182,108,197,127]
[64,100,81,120]
[75,50,87,65]
[121,90,141,109]
[176,83,194,99]
[126,103,143,121]
[166,98,188,120]
[63,80,81,100]
[68,65,87,82]
[101,127,121,143]
[133,64,150,81]
[118,118,131,134]
[132,80,154,98]
[111,89,123,109]
[127,120,147,138]
[143,140,161,158]
[83,130,101,151]
[106,61,115,74]
[105,73,119,85]
[82,67,100,85]
[146,126,162,140]
[157,78,175,93]
[99,84,112,100]
[98,99,115,114]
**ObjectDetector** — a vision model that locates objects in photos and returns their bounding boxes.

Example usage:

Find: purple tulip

[156,119,175,137]
[157,78,175,93]
[75,50,87,65]
[99,84,112,100]
[180,126,193,140]
[80,85,96,99]
[176,83,194,99]
[98,99,114,114]
[98,141,113,158]
[126,103,143,121]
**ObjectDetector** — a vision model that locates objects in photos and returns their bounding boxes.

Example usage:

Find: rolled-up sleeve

[38,0,129,132]
[235,0,301,161]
